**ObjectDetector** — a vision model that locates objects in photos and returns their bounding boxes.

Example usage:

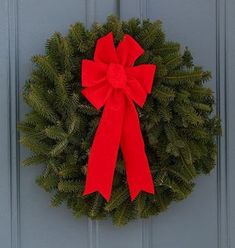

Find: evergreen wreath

[19,16,221,226]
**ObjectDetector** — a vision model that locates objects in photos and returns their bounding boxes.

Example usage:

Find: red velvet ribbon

[82,32,156,201]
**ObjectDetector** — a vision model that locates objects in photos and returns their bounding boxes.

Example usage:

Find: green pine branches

[19,16,221,226]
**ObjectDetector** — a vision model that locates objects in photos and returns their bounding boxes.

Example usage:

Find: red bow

[82,32,156,201]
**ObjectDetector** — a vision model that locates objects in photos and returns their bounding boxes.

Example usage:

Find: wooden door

[0,0,234,247]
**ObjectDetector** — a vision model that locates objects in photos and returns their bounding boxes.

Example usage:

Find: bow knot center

[107,63,126,89]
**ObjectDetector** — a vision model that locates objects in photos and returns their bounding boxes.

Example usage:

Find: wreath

[19,16,221,226]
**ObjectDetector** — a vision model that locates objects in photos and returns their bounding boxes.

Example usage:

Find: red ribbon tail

[121,99,155,201]
[83,185,111,202]
[83,91,125,201]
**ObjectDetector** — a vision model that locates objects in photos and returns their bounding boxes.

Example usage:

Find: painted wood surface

[0,0,234,247]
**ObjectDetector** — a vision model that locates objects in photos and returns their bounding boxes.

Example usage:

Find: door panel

[19,2,89,248]
[1,0,234,247]
[147,1,217,247]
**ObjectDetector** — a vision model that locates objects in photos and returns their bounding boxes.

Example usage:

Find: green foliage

[19,16,221,226]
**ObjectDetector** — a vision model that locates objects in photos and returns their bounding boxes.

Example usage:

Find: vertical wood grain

[139,0,148,21]
[0,0,15,247]
[88,219,99,248]
[225,0,235,246]
[86,0,96,27]
[139,2,153,247]
[86,1,98,246]
[142,219,152,248]
[94,0,119,23]
[8,0,21,247]
[216,0,230,247]
[120,0,141,20]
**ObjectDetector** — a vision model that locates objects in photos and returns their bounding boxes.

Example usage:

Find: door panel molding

[8,0,20,247]
[216,0,230,247]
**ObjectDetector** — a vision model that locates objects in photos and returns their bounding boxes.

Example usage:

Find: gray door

[1,0,234,247]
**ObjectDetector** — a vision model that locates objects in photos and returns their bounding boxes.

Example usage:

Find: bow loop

[94,32,118,64]
[82,59,108,87]
[117,34,144,67]
[126,64,156,93]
